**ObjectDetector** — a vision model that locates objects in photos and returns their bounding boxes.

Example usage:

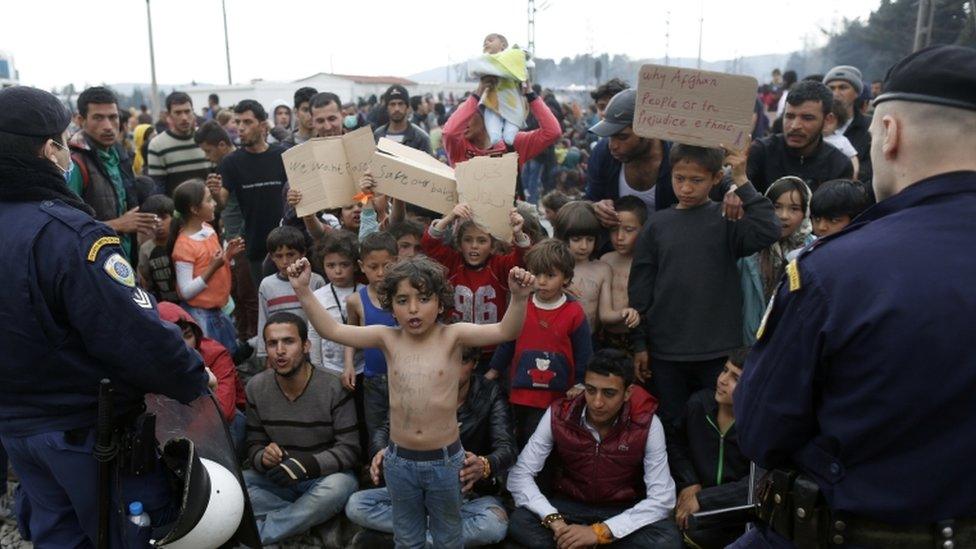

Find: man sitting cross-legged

[242,312,360,545]
[507,349,682,548]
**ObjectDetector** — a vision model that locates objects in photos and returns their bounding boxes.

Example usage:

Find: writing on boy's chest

[389,353,456,384]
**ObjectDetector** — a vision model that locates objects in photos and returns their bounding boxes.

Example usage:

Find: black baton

[93,378,117,549]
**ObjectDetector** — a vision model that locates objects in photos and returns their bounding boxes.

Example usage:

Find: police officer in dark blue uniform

[732,46,976,548]
[0,86,208,546]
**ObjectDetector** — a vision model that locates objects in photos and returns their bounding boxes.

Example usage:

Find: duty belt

[757,469,976,548]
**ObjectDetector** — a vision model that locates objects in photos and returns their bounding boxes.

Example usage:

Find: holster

[757,469,798,538]
[791,476,824,549]
[757,468,976,548]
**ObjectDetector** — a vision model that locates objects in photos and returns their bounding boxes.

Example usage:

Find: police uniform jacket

[735,171,976,523]
[0,193,208,437]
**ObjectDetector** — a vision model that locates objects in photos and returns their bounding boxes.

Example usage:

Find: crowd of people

[5,32,970,549]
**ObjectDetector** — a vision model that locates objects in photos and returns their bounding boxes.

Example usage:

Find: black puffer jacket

[371,375,516,495]
[666,388,750,511]
[747,134,853,194]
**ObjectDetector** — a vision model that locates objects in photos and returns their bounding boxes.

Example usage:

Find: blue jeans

[243,469,358,544]
[182,303,238,356]
[522,159,543,205]
[383,442,465,549]
[346,487,507,547]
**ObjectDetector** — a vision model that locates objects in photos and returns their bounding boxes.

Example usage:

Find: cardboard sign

[634,64,758,149]
[281,126,375,216]
[369,138,458,215]
[455,153,518,241]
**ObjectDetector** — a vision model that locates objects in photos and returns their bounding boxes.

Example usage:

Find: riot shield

[146,393,261,548]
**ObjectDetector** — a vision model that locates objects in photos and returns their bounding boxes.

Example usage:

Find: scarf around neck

[0,153,95,216]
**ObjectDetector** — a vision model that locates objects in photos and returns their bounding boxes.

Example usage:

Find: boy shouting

[288,256,535,548]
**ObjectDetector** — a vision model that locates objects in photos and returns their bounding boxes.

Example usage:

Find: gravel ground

[1,480,31,549]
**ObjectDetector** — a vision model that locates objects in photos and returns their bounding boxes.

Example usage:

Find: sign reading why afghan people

[634,64,758,149]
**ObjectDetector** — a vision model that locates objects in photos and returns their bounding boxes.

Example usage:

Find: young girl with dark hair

[169,178,245,353]
[740,176,815,344]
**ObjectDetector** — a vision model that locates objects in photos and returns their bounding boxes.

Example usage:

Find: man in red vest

[506,349,682,548]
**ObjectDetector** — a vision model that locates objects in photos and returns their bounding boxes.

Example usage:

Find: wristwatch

[479,456,491,479]
[541,513,564,529]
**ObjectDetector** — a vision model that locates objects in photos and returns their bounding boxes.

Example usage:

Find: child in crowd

[668,347,751,548]
[344,232,399,444]
[256,226,326,358]
[387,219,424,260]
[810,179,871,238]
[487,239,593,448]
[137,194,179,303]
[423,202,529,369]
[323,202,363,233]
[169,179,245,353]
[306,231,368,453]
[309,231,364,376]
[157,302,247,452]
[540,190,571,226]
[553,201,638,340]
[471,33,528,147]
[515,201,547,244]
[288,255,535,548]
[739,176,815,346]
[599,195,648,352]
[765,176,815,280]
[561,171,584,196]
[629,144,779,423]
[822,101,860,181]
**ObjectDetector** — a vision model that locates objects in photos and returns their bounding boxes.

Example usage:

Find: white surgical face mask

[50,140,74,181]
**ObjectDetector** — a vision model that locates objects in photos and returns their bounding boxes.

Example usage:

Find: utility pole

[222,0,232,84]
[526,0,548,81]
[913,0,936,51]
[527,0,536,59]
[145,0,160,118]
[697,0,704,69]
[665,10,671,66]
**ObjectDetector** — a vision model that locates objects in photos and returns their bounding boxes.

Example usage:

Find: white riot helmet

[154,439,245,549]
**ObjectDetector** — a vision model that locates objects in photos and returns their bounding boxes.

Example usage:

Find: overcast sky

[3,0,881,90]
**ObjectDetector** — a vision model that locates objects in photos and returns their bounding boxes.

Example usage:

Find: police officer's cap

[874,45,976,112]
[0,86,72,137]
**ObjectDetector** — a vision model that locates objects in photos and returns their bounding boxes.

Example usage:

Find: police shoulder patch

[87,236,120,262]
[132,287,153,309]
[786,259,802,292]
[103,253,135,287]
[756,285,779,341]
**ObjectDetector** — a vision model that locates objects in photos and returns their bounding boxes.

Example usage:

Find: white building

[183,72,473,113]
[0,51,18,88]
